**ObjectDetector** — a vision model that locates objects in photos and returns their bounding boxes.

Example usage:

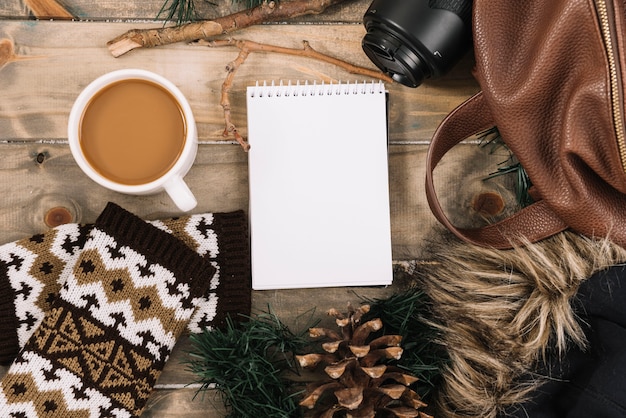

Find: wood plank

[2,0,374,22]
[141,388,228,417]
[0,21,478,143]
[0,141,515,257]
[0,143,249,242]
[0,14,510,418]
[0,19,486,257]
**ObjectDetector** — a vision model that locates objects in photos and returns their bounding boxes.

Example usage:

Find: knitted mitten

[0,204,251,365]
[0,203,215,417]
[149,210,251,333]
[0,222,91,365]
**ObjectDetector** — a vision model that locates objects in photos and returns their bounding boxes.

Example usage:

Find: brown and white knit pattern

[0,203,214,417]
[0,205,251,366]
[151,210,251,333]
[0,223,92,365]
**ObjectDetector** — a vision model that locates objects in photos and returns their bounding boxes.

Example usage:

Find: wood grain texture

[0,141,511,259]
[2,0,374,22]
[22,0,73,19]
[0,21,478,143]
[0,3,513,416]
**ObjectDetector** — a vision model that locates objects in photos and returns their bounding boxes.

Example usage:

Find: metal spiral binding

[248,80,385,98]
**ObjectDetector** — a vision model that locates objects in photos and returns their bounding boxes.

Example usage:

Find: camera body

[362,0,472,88]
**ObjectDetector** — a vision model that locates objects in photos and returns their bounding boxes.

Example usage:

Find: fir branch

[186,295,448,415]
[478,127,534,208]
[234,0,267,8]
[185,311,316,418]
[157,0,198,26]
[156,0,267,26]
[109,0,349,57]
[361,287,448,398]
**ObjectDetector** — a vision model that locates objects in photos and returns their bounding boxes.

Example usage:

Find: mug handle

[164,175,197,212]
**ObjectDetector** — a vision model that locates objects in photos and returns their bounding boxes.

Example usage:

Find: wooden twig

[24,0,73,19]
[198,38,393,150]
[203,39,393,82]
[107,0,349,58]
[220,43,251,151]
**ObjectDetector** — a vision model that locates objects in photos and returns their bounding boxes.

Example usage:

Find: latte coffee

[79,79,186,185]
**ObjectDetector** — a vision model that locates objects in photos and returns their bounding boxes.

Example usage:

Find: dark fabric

[0,257,19,365]
[504,264,626,418]
[210,210,252,329]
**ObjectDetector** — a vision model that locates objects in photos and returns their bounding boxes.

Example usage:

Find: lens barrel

[362,0,472,88]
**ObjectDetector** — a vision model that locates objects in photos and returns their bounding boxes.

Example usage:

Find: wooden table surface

[0,1,516,416]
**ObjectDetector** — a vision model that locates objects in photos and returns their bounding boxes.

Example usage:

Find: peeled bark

[107,0,350,57]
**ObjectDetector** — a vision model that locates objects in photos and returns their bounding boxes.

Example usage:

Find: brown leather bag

[425,0,626,249]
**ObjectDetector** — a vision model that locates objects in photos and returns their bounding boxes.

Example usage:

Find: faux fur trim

[408,230,626,418]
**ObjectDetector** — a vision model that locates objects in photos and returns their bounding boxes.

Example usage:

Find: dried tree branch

[107,0,350,58]
[204,38,393,82]
[219,42,251,151]
[197,38,393,150]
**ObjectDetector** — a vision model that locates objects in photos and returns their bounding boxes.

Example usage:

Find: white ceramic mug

[68,69,198,212]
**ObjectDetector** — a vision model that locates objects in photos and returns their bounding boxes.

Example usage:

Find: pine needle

[157,0,198,26]
[362,287,448,398]
[185,311,315,418]
[157,0,271,26]
[478,127,534,207]
[233,0,266,8]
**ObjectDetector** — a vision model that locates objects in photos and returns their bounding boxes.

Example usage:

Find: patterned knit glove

[0,203,251,366]
[0,222,90,365]
[0,202,219,417]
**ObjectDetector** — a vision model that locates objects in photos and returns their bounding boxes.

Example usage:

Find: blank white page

[246,81,392,290]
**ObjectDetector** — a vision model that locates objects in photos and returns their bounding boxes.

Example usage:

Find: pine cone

[296,304,432,418]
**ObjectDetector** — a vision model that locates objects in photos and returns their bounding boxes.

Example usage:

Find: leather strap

[425,92,569,249]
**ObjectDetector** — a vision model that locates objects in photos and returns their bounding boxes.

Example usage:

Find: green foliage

[157,0,198,26]
[479,127,534,208]
[362,287,448,398]
[157,0,270,26]
[186,290,448,415]
[234,0,267,8]
[185,311,315,418]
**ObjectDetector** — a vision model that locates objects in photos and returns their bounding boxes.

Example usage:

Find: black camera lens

[363,0,472,88]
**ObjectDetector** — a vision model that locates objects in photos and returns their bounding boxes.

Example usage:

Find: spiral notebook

[246,81,392,290]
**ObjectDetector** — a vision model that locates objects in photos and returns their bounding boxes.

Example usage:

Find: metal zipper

[596,0,626,172]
